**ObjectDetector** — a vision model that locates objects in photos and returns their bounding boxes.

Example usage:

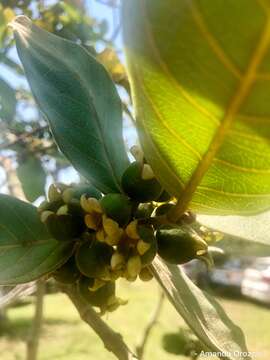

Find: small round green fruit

[100,193,132,227]
[78,277,115,307]
[75,242,113,279]
[45,214,84,241]
[53,256,80,284]
[157,190,172,202]
[156,225,208,264]
[134,203,155,219]
[121,162,162,202]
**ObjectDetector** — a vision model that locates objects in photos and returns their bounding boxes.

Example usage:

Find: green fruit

[63,184,102,204]
[156,225,208,265]
[138,225,157,266]
[154,203,175,216]
[121,162,162,202]
[75,242,113,278]
[53,256,80,284]
[38,199,63,213]
[78,277,115,307]
[100,193,132,226]
[157,190,172,202]
[45,213,84,241]
[134,203,155,219]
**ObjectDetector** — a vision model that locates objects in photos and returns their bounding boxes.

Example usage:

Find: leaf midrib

[140,0,270,217]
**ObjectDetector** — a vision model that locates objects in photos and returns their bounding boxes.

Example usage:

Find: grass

[0,280,270,360]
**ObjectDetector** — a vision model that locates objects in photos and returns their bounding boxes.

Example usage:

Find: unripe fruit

[134,203,155,219]
[127,255,142,277]
[45,214,84,241]
[53,256,80,284]
[121,162,162,202]
[62,184,101,204]
[157,189,172,202]
[78,276,115,307]
[139,267,154,282]
[38,199,63,213]
[155,203,175,216]
[100,194,132,227]
[75,242,113,278]
[156,225,208,265]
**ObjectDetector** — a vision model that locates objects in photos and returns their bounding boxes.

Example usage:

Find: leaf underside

[123,0,270,215]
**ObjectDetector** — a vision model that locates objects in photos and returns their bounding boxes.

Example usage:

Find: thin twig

[61,284,138,360]
[136,291,165,359]
[26,280,46,360]
[0,125,49,151]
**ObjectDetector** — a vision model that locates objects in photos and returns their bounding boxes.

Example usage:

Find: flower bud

[130,145,144,164]
[84,213,99,230]
[81,195,102,214]
[125,220,140,240]
[111,252,125,270]
[96,229,105,242]
[127,255,142,278]
[102,216,120,236]
[48,183,62,202]
[137,239,151,255]
[89,279,106,292]
[56,204,69,216]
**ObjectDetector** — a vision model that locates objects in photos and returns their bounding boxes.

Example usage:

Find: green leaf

[0,77,16,122]
[0,194,74,285]
[123,0,270,215]
[12,16,129,194]
[17,155,46,202]
[198,211,270,246]
[152,257,251,360]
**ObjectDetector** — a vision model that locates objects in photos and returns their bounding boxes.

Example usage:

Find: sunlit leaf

[123,0,270,215]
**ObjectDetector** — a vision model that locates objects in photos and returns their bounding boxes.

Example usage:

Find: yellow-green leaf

[123,0,270,215]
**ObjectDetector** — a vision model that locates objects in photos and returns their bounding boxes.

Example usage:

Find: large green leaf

[17,155,46,202]
[123,0,270,215]
[152,257,251,360]
[11,16,129,194]
[0,194,73,285]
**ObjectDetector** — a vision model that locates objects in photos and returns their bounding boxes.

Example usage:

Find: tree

[1,1,270,360]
